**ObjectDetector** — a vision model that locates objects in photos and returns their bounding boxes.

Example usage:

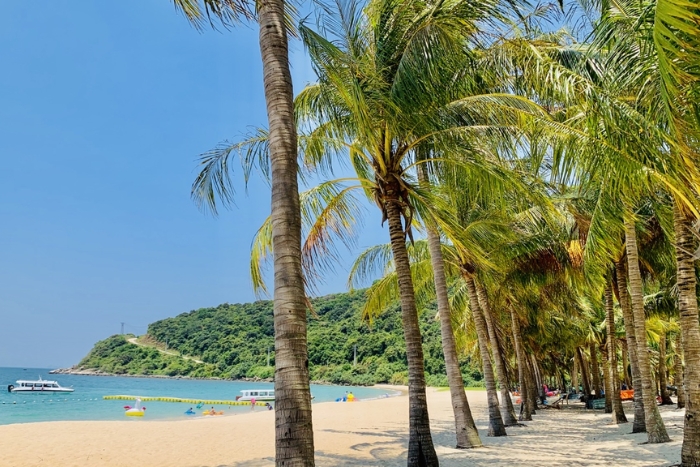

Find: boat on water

[236,389,274,401]
[7,377,74,394]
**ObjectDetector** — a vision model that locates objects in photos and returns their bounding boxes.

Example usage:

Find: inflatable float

[125,399,146,417]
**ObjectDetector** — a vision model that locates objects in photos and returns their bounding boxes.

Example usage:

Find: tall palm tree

[674,332,685,410]
[475,281,519,425]
[292,0,511,461]
[672,204,700,461]
[624,216,671,443]
[615,256,646,432]
[171,1,315,464]
[463,276,507,436]
[604,282,627,423]
[418,167,484,449]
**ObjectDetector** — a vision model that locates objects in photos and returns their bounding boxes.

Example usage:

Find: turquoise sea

[0,368,393,425]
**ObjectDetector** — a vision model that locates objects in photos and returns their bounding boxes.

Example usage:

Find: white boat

[7,377,74,394]
[236,389,274,401]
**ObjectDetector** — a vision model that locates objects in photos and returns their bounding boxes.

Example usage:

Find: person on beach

[250,397,256,411]
[265,402,273,411]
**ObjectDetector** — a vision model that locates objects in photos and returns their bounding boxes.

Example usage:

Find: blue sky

[0,1,386,368]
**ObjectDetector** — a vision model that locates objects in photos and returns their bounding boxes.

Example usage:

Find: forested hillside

[76,290,483,386]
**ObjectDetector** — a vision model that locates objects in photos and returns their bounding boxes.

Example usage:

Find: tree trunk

[510,307,531,421]
[424,213,482,449]
[673,205,700,464]
[576,347,592,401]
[530,355,543,407]
[572,356,579,394]
[616,258,646,433]
[621,340,632,390]
[384,198,438,466]
[658,331,674,405]
[259,1,315,463]
[624,217,670,443]
[675,332,686,410]
[475,281,518,426]
[589,342,603,399]
[605,283,627,423]
[465,277,507,436]
[603,346,613,413]
[526,356,538,414]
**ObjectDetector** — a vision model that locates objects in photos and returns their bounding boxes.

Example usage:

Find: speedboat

[236,389,274,401]
[7,377,74,394]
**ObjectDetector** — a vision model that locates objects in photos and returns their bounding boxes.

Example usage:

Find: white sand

[0,386,684,466]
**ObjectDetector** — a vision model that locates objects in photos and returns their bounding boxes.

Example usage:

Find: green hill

[76,290,483,386]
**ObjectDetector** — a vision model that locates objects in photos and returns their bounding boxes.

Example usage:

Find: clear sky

[0,1,386,368]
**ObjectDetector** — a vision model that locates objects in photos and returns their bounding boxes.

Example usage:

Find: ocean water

[0,368,394,425]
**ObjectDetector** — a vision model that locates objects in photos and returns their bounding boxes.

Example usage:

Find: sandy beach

[0,387,684,467]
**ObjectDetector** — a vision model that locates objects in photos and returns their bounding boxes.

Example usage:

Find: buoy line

[102,395,265,405]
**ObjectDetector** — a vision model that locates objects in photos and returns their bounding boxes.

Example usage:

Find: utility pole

[353,344,357,366]
[121,322,125,335]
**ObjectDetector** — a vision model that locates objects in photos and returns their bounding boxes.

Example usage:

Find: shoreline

[47,368,418,390]
[0,388,684,466]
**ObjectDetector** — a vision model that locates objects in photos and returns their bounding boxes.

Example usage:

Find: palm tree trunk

[576,347,592,400]
[475,281,518,426]
[530,355,543,407]
[673,205,700,464]
[621,340,632,390]
[510,307,532,421]
[603,347,613,413]
[424,219,482,448]
[258,1,315,463]
[616,258,646,433]
[605,283,627,423]
[465,277,507,436]
[589,342,603,399]
[675,332,685,410]
[385,198,439,466]
[526,356,538,414]
[658,331,674,405]
[624,217,670,443]
[572,356,579,394]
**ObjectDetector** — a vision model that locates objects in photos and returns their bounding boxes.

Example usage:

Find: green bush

[390,371,409,385]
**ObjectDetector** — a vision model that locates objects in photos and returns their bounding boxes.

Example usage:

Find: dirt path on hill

[127,337,204,364]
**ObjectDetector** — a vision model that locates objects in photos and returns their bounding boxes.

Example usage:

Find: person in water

[250,397,256,411]
[347,392,355,402]
[210,406,216,415]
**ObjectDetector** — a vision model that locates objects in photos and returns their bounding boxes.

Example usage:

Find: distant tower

[121,322,125,335]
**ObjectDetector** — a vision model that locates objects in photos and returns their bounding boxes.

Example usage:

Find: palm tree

[509,303,531,420]
[292,0,511,461]
[419,169,484,449]
[463,276,507,436]
[615,256,646,433]
[624,216,671,443]
[604,282,627,423]
[674,332,685,409]
[171,1,315,464]
[475,281,519,426]
[672,204,700,459]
